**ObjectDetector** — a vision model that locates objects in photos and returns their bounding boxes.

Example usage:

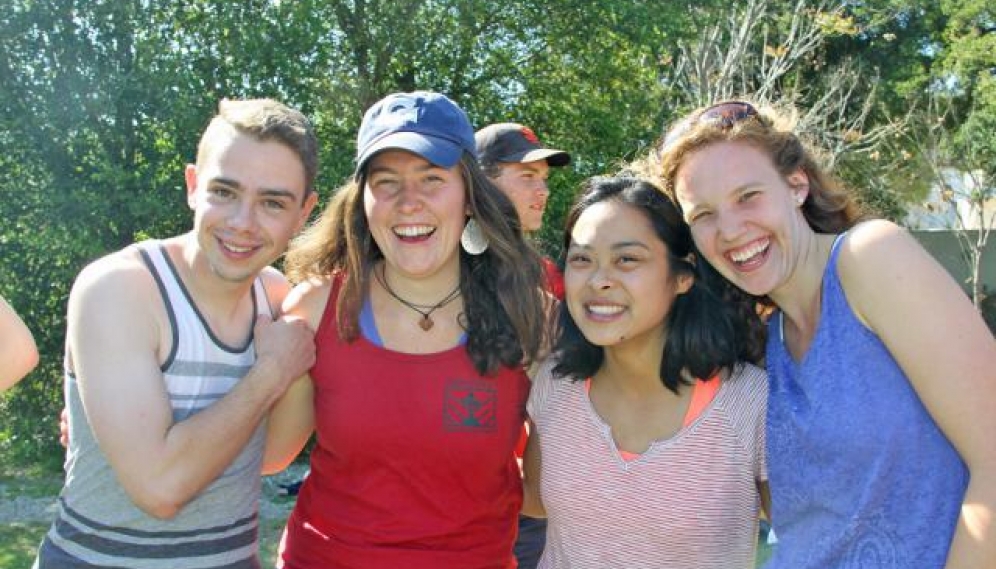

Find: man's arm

[71,255,314,519]
[0,293,39,392]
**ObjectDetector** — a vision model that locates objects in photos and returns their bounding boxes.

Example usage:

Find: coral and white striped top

[527,359,768,569]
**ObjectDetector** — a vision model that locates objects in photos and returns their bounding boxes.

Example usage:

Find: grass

[0,522,47,568]
[0,464,295,568]
[0,466,61,568]
[260,517,287,565]
[0,519,288,569]
[757,541,773,566]
[0,471,62,499]
[0,521,782,569]
[0,465,775,568]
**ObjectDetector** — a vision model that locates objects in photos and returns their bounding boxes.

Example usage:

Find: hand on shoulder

[252,314,315,392]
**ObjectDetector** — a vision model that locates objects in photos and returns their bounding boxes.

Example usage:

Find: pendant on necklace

[419,315,434,331]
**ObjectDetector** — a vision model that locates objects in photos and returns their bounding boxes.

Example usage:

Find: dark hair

[552,176,764,393]
[284,152,550,376]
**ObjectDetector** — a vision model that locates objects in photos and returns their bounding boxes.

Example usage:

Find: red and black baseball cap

[475,123,571,168]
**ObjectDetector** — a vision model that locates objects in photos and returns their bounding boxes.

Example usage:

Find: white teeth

[223,242,253,253]
[730,239,769,263]
[394,225,434,238]
[587,304,624,316]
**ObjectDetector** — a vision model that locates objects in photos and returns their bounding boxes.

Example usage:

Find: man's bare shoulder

[72,245,156,297]
[66,243,169,369]
[69,244,168,332]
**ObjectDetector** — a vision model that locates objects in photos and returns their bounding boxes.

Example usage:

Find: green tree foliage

[0,0,292,465]
[904,0,996,306]
[939,0,995,176]
[1,0,991,468]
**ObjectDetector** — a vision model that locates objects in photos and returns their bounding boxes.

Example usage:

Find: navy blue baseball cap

[354,91,477,176]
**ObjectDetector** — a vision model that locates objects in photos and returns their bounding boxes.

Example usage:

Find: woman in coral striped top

[523,176,768,569]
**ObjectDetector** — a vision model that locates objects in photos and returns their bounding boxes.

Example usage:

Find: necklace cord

[375,267,461,330]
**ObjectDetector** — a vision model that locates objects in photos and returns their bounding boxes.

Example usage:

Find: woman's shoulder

[283,276,335,331]
[531,354,586,384]
[836,219,918,273]
[714,363,768,438]
[526,354,582,417]
[720,362,768,405]
[726,361,766,383]
[528,356,560,387]
[835,218,943,327]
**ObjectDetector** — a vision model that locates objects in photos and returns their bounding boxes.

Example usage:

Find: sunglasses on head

[662,101,759,150]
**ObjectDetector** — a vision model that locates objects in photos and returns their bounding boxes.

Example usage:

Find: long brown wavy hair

[284,152,551,376]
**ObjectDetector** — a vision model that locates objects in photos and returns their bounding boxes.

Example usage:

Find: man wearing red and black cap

[477,123,570,569]
[476,123,571,299]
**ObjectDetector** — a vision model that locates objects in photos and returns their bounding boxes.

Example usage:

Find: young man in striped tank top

[34,98,318,569]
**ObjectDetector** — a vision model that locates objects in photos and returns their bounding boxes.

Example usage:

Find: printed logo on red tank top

[444,378,497,432]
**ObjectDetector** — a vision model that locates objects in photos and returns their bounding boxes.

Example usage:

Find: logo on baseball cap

[355,91,477,176]
[475,123,571,168]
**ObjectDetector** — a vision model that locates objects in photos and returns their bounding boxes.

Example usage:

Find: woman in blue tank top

[640,100,996,568]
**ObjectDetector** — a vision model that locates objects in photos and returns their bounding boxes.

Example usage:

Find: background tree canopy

[1,0,992,468]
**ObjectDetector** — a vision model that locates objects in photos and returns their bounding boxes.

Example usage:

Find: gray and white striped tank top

[36,241,270,569]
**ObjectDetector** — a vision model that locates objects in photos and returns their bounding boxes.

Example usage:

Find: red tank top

[279,281,528,569]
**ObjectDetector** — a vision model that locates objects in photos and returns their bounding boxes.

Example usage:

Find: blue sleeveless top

[764,231,968,568]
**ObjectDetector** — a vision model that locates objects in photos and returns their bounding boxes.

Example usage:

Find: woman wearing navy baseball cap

[265,91,553,569]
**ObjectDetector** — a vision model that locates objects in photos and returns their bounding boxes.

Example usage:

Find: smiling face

[673,140,809,297]
[363,149,467,282]
[490,160,551,232]
[186,129,315,284]
[564,199,691,350]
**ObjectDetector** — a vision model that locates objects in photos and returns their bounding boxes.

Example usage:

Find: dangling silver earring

[461,217,489,255]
